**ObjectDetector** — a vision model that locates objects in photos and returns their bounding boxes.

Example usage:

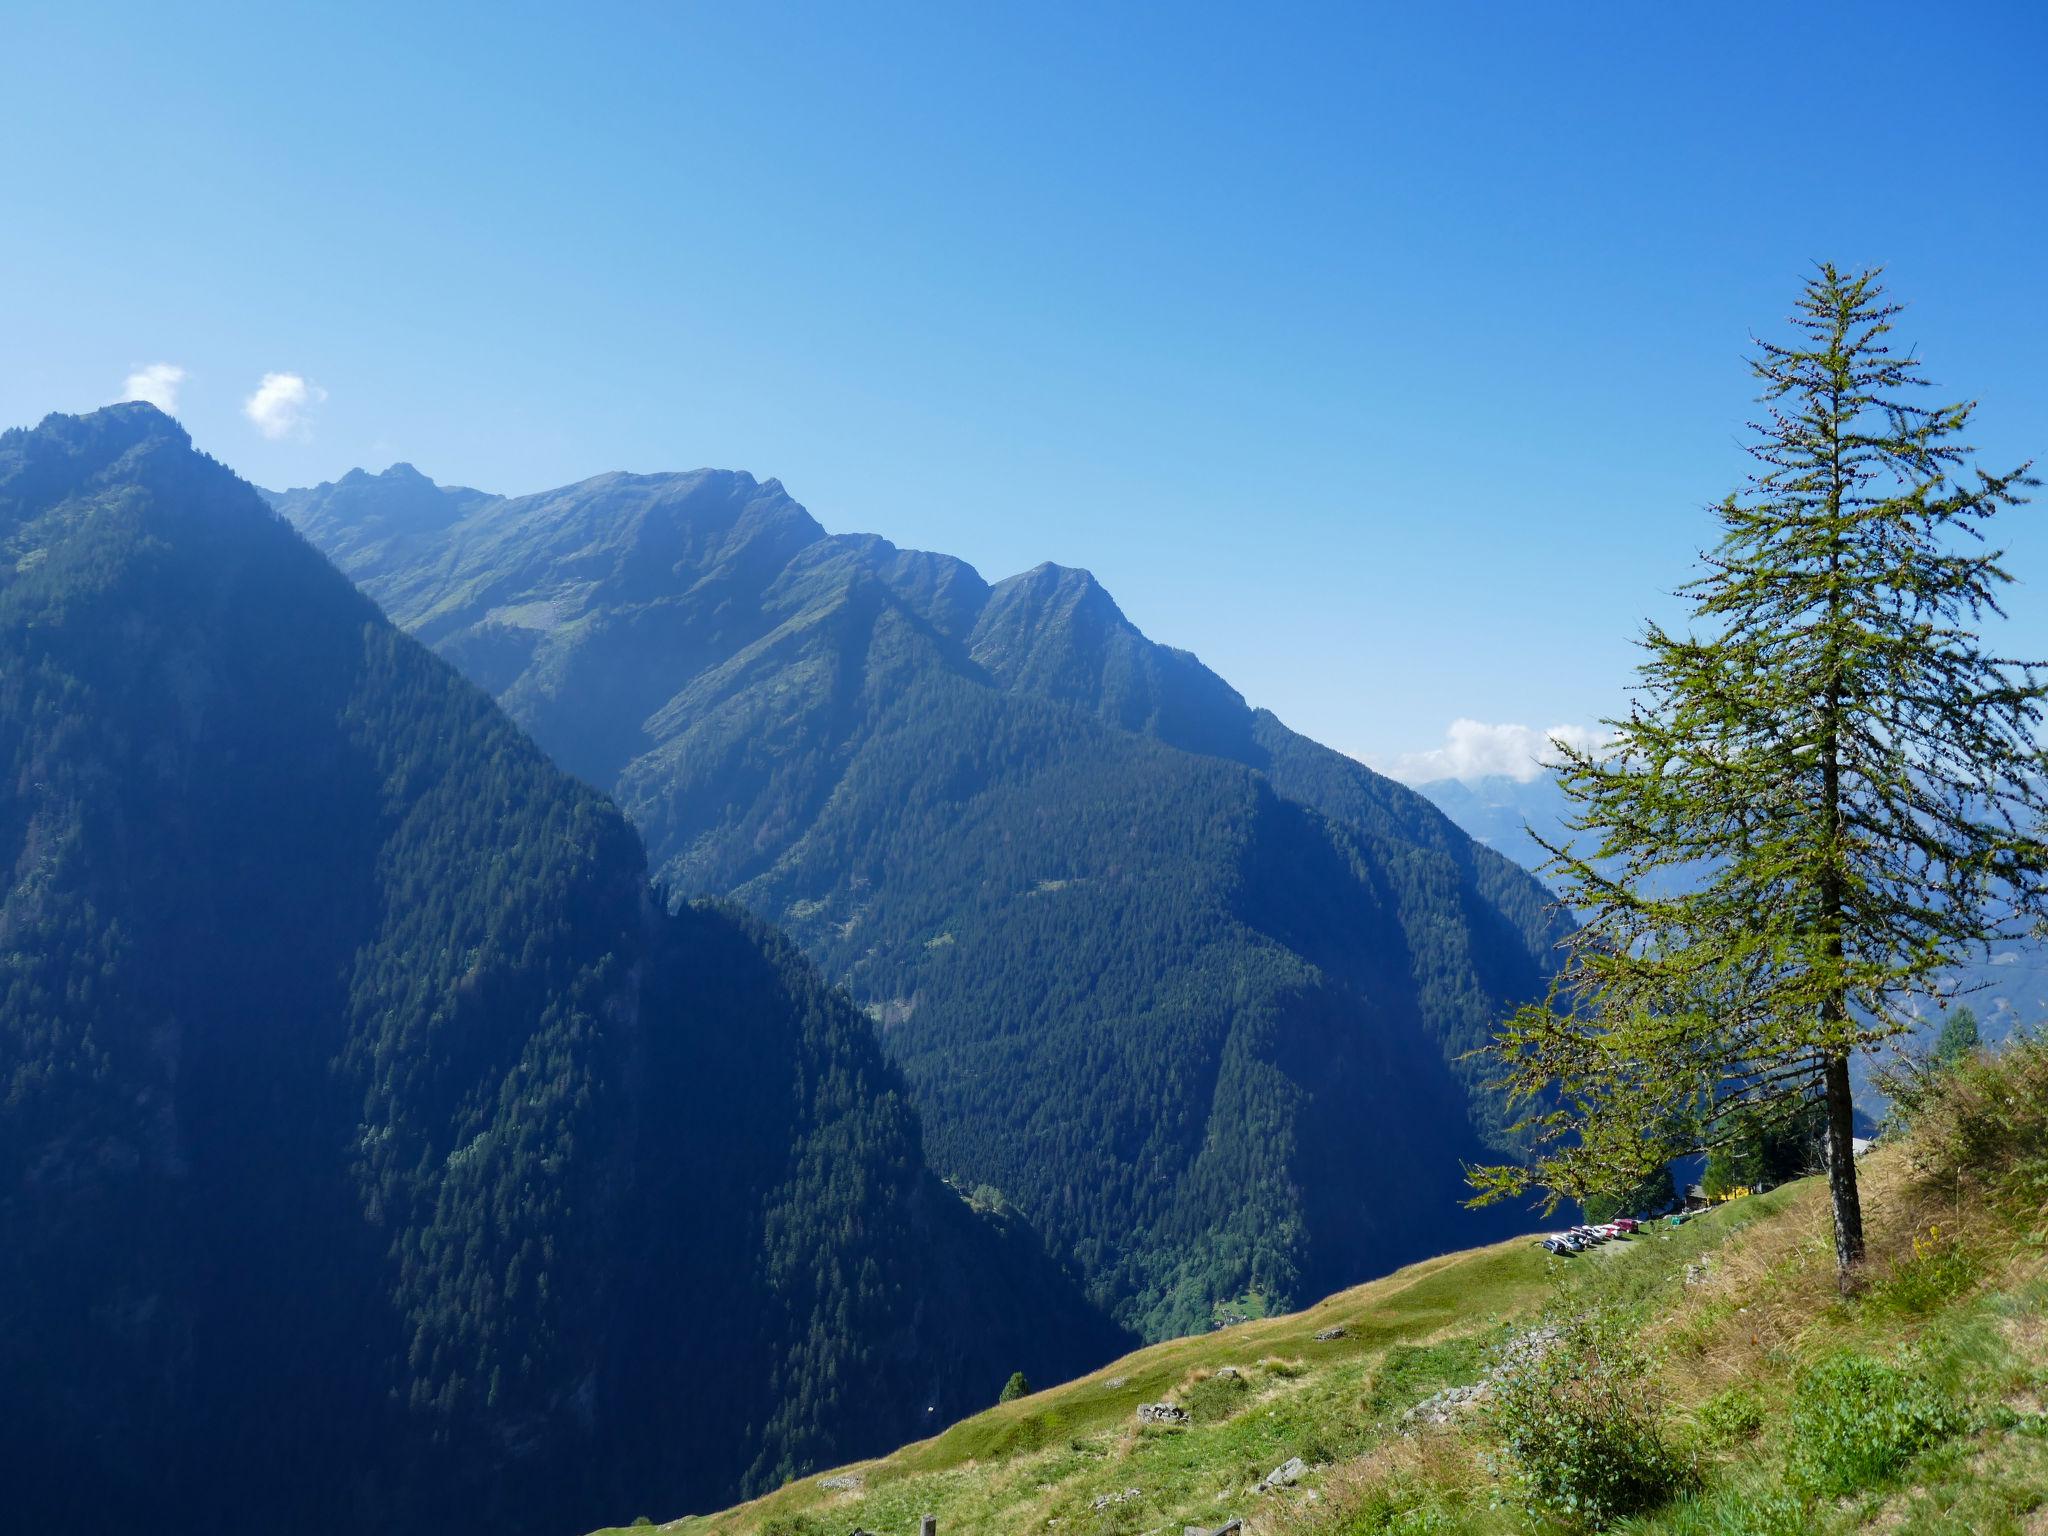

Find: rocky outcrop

[1136,1402,1190,1426]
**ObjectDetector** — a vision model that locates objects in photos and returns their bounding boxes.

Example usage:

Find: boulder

[1261,1456,1306,1489]
[1136,1401,1190,1426]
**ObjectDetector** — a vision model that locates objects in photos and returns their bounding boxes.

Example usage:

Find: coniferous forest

[0,404,1123,1535]
[276,461,1570,1339]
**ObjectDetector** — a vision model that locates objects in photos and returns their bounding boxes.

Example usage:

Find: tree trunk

[1822,1050,1865,1282]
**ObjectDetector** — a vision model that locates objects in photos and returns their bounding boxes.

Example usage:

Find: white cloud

[1377,718,1606,785]
[119,363,187,413]
[242,371,327,440]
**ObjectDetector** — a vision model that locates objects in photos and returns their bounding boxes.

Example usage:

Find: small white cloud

[243,371,327,440]
[1377,718,1605,785]
[119,363,187,413]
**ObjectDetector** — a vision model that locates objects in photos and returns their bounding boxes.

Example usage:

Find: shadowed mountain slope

[1,405,1121,1536]
[277,464,1573,1338]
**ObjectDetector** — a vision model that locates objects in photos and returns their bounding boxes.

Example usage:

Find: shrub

[1326,1489,1454,1535]
[1479,1314,1694,1529]
[1868,1224,1981,1315]
[1179,1366,1250,1422]
[1885,1030,2048,1202]
[1693,1386,1764,1447]
[1783,1352,1964,1496]
[1658,1483,1808,1536]
[999,1369,1030,1403]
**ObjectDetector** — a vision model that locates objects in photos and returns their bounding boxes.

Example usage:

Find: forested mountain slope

[0,405,1121,1536]
[279,464,1573,1338]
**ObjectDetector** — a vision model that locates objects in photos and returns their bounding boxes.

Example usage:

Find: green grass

[588,1207,1774,1536]
[592,1045,2048,1536]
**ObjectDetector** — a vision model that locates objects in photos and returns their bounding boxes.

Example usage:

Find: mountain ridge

[279,458,1573,1339]
[2,404,1123,1536]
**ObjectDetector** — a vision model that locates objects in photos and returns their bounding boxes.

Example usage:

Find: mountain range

[275,460,1573,1339]
[1414,772,2048,1055]
[0,405,1122,1536]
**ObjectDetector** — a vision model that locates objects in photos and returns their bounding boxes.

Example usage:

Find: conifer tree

[1933,1005,1981,1067]
[1469,266,2048,1281]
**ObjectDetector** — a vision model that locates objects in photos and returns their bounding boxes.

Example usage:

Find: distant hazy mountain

[278,463,1572,1339]
[1415,773,2048,1051]
[1411,773,1578,883]
[0,406,1120,1536]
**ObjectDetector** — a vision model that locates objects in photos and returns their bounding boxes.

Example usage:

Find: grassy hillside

[607,1038,2048,1536]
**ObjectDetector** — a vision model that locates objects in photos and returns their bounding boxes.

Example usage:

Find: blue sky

[6,1,2045,777]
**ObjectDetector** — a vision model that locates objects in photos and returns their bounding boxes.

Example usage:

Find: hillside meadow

[611,1039,2048,1536]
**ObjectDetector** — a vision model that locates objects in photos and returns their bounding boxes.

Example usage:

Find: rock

[1261,1456,1306,1489]
[1136,1401,1190,1426]
[818,1473,863,1492]
[1490,1324,1561,1374]
[1104,1374,1127,1388]
[1401,1325,1565,1432]
[1091,1488,1142,1511]
[1213,1366,1241,1380]
[1402,1382,1486,1428]
[1184,1523,1242,1536]
[1312,1326,1346,1341]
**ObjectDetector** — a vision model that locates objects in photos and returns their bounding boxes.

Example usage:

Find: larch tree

[1469,265,2048,1282]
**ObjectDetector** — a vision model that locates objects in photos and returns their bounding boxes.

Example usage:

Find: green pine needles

[1469,265,2048,1280]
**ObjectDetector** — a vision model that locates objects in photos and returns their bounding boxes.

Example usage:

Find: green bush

[1884,1031,2048,1201]
[1179,1366,1250,1422]
[1693,1385,1764,1447]
[1329,1488,1454,1535]
[1479,1314,1695,1529]
[1868,1224,1981,1315]
[1784,1352,1964,1496]
[999,1370,1031,1403]
[1655,1483,1808,1536]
